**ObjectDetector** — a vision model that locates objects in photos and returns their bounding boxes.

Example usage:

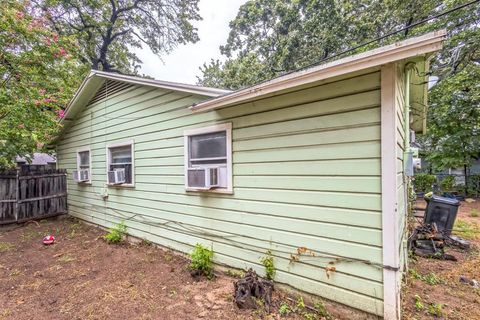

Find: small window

[184,123,232,193]
[75,147,91,183]
[107,140,134,186]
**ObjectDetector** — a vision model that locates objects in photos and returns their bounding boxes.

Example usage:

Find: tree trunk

[464,164,468,196]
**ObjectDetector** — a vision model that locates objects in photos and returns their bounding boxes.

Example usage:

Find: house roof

[61,70,231,124]
[190,30,446,114]
[16,153,56,165]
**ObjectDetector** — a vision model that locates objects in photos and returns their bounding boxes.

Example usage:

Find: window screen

[78,150,90,169]
[189,131,227,165]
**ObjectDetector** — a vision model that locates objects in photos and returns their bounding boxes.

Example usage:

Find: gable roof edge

[190,30,446,112]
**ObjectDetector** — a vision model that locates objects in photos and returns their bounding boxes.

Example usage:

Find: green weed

[428,303,444,317]
[225,269,245,278]
[104,221,127,244]
[278,302,291,316]
[313,299,332,319]
[0,242,14,253]
[260,250,276,280]
[471,209,479,218]
[414,295,424,311]
[409,269,441,285]
[189,243,214,279]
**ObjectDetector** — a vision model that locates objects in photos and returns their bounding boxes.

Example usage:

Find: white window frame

[106,139,135,187]
[76,146,92,184]
[184,123,233,194]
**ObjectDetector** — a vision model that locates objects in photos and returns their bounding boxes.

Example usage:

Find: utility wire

[231,0,480,91]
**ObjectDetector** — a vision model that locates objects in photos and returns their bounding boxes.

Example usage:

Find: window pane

[110,145,132,164]
[189,131,226,159]
[79,151,90,167]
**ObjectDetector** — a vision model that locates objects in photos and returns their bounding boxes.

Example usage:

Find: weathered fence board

[0,167,67,225]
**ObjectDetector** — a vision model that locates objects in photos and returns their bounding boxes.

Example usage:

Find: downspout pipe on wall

[404,62,416,176]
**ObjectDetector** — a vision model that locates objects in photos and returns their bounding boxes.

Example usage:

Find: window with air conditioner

[184,123,232,193]
[73,147,91,183]
[106,141,134,186]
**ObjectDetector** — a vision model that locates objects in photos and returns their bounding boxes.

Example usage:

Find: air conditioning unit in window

[73,169,89,182]
[107,168,126,185]
[187,167,220,190]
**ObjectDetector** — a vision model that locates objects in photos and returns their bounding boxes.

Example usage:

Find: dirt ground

[402,198,480,320]
[0,216,345,320]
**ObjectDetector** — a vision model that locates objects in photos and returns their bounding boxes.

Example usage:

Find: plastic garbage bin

[424,195,460,235]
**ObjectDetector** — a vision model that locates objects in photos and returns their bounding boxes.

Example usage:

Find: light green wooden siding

[395,63,408,271]
[57,70,383,315]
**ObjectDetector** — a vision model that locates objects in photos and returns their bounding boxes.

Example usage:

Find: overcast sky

[135,0,247,85]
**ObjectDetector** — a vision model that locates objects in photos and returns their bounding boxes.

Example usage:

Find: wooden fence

[0,167,67,225]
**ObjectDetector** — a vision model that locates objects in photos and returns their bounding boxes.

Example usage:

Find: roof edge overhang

[50,71,231,145]
[190,30,446,113]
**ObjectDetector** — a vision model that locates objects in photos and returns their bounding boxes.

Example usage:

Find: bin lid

[427,195,460,206]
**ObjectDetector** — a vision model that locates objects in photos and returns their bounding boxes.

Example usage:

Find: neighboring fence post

[15,170,19,222]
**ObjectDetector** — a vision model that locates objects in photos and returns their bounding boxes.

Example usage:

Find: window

[106,140,134,186]
[76,147,91,183]
[184,123,232,193]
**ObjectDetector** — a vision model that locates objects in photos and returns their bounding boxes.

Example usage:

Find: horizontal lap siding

[57,71,384,315]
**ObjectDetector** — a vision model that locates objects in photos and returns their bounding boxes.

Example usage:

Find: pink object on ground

[43,235,55,245]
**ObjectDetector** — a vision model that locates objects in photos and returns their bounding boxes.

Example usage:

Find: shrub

[104,221,127,244]
[190,243,214,279]
[260,250,276,280]
[414,174,436,193]
[440,175,456,192]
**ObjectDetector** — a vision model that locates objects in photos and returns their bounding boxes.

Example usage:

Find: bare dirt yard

[0,216,342,320]
[402,198,480,320]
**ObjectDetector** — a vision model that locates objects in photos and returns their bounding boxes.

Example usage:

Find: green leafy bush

[260,250,276,280]
[439,175,456,191]
[104,221,127,244]
[414,174,436,193]
[190,243,214,279]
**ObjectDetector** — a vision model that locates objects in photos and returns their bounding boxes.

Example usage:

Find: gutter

[190,30,446,113]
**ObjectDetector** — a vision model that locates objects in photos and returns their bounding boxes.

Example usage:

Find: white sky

[135,0,247,85]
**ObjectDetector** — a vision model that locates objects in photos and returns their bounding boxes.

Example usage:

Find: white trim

[191,30,446,112]
[76,146,92,184]
[381,63,401,320]
[183,123,233,194]
[106,139,135,187]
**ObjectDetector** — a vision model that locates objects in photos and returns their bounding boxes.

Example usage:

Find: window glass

[78,151,90,168]
[189,131,226,160]
[110,145,132,164]
[108,144,133,184]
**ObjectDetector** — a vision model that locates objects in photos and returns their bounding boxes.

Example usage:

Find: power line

[243,0,480,89]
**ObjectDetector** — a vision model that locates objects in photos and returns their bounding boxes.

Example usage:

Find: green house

[54,31,445,319]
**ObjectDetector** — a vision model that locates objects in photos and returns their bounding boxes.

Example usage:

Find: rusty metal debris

[408,223,471,261]
[233,268,274,312]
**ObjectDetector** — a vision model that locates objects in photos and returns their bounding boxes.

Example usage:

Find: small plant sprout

[428,303,444,317]
[414,295,424,311]
[189,243,214,279]
[278,302,291,316]
[471,209,479,217]
[260,250,276,280]
[104,220,127,244]
[296,296,306,310]
[424,272,441,285]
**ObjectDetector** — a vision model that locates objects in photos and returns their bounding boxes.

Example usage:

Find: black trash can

[424,195,460,235]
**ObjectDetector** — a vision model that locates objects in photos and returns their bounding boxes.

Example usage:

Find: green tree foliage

[0,0,85,169]
[35,0,201,73]
[198,0,450,89]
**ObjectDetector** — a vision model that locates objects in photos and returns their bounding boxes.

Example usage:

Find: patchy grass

[453,219,480,240]
[470,209,479,218]
[0,242,14,253]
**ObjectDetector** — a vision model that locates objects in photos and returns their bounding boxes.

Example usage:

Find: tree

[35,0,201,74]
[420,65,480,190]
[0,0,86,169]
[198,0,446,89]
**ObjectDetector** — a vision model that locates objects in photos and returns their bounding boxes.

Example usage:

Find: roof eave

[190,30,446,113]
